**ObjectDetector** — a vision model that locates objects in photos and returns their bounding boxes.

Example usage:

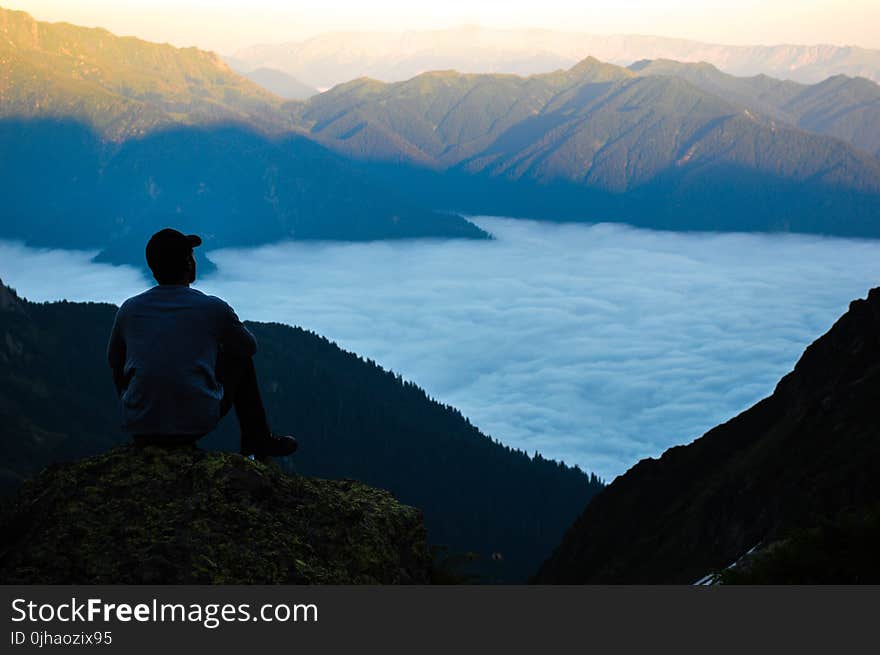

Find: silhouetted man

[107,228,297,458]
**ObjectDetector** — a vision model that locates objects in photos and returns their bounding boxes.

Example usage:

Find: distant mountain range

[3,7,880,257]
[230,27,880,89]
[0,278,602,582]
[0,7,487,268]
[239,67,318,100]
[534,286,880,583]
[294,59,880,237]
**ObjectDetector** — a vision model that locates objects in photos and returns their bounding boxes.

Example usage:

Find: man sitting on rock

[107,228,298,459]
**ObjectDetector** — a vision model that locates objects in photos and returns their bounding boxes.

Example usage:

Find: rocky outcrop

[0,446,431,584]
[534,287,880,584]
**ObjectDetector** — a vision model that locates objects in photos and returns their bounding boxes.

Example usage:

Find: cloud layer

[3,217,879,481]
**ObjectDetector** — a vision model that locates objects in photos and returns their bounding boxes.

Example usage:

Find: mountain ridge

[231,27,880,89]
[297,59,880,190]
[294,59,880,238]
[0,6,292,139]
[629,58,880,157]
[533,286,880,583]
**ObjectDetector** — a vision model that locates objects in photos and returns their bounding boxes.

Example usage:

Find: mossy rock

[0,446,430,584]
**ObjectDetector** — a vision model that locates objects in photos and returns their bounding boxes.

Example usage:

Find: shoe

[240,432,298,458]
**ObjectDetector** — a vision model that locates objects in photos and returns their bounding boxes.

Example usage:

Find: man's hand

[111,366,132,398]
[107,306,128,396]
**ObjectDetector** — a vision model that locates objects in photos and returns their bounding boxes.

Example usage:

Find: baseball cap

[145,228,202,278]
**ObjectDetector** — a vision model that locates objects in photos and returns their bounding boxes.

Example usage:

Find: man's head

[146,228,202,285]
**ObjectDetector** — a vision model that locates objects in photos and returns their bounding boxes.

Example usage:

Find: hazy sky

[3,218,878,481]
[7,0,880,53]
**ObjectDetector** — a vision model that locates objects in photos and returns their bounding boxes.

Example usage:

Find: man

[107,228,297,458]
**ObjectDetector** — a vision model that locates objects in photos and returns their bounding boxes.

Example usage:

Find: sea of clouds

[2,216,878,481]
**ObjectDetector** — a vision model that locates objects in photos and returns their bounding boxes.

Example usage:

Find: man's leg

[216,348,297,457]
[216,348,272,439]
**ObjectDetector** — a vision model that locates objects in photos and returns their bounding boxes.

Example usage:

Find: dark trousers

[133,350,270,447]
[216,349,271,441]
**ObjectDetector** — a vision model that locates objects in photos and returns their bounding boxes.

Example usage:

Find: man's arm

[218,301,257,357]
[107,307,128,397]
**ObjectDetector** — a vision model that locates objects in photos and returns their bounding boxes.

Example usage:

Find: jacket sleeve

[107,306,127,396]
[218,301,258,357]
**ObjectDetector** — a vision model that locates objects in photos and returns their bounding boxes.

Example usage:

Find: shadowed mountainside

[0,117,488,270]
[534,286,880,584]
